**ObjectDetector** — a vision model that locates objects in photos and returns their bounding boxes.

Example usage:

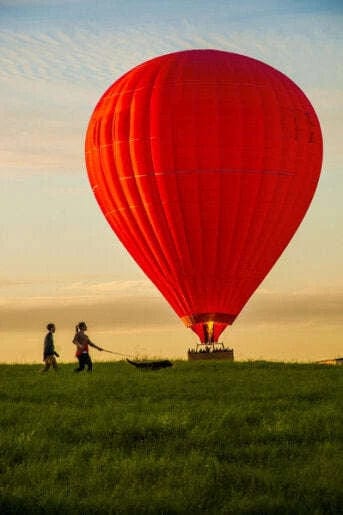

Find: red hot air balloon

[85,49,323,346]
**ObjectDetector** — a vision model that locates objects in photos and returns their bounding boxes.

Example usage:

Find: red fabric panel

[85,49,323,343]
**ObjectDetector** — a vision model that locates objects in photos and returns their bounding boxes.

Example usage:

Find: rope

[101,348,136,359]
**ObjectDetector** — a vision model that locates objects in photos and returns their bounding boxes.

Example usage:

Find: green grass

[0,360,342,514]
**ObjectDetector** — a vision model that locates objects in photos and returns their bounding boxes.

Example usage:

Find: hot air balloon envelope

[85,49,323,344]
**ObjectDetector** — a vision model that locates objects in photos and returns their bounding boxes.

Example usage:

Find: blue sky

[0,0,342,361]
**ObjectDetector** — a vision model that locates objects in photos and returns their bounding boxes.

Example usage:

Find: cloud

[0,279,24,288]
[1,7,341,85]
[240,289,343,326]
[0,278,158,306]
[0,1,72,4]
[0,5,341,177]
[0,275,256,303]
[0,295,176,332]
[60,278,158,297]
[0,285,342,332]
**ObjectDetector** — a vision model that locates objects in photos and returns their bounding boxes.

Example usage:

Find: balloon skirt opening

[191,321,228,344]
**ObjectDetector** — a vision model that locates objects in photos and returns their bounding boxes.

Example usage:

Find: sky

[0,0,342,363]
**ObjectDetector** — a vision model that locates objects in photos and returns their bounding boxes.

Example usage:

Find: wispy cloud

[0,277,157,305]
[60,278,158,297]
[0,284,342,332]
[1,4,341,177]
[1,4,341,83]
[0,295,176,332]
[241,288,343,326]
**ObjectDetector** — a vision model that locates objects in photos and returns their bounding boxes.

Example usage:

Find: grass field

[0,360,342,514]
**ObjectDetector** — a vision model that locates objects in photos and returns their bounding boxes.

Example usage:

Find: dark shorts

[75,353,92,371]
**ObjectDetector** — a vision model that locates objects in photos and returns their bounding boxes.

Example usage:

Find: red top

[73,332,89,357]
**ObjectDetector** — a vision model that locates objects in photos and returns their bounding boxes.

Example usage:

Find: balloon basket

[187,343,234,361]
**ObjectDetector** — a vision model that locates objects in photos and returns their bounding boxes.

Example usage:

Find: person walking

[73,321,103,372]
[42,323,59,372]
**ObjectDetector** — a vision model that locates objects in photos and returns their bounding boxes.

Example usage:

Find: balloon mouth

[181,313,236,344]
[181,313,236,326]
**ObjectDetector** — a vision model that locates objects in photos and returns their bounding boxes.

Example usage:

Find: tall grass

[0,361,342,514]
